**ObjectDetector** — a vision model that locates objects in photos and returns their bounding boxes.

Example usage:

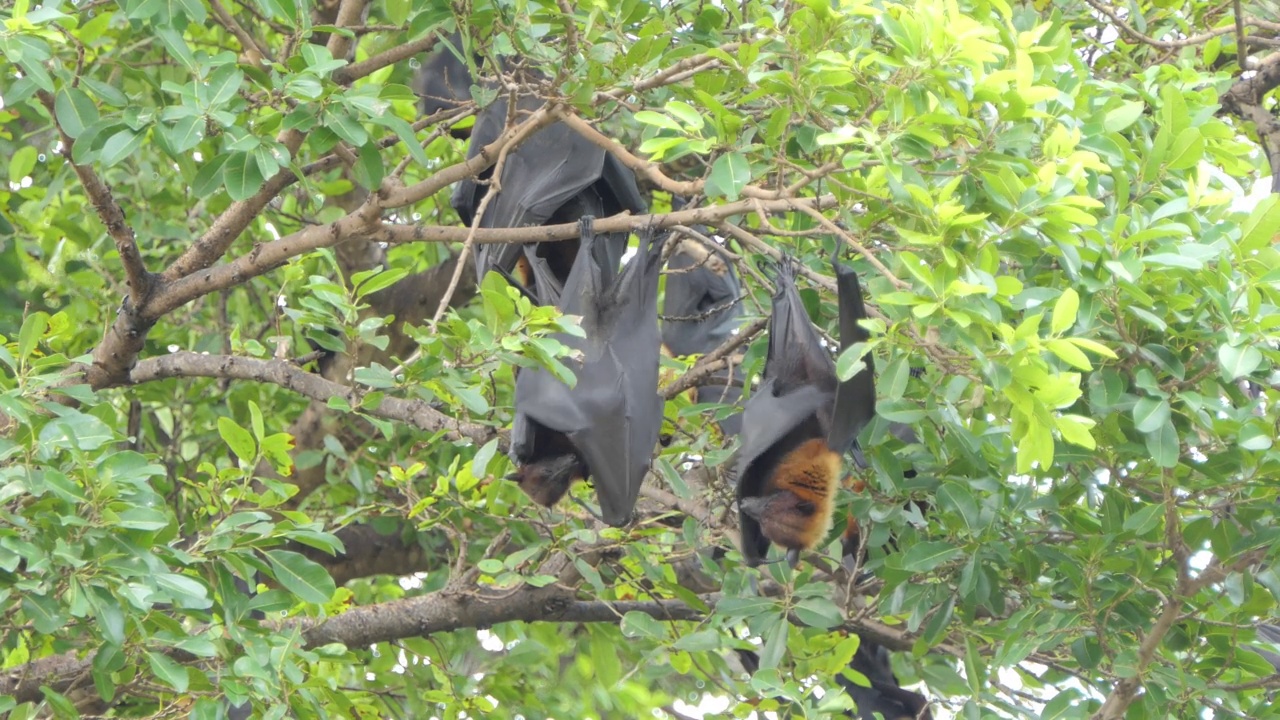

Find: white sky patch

[399,571,428,590]
[477,629,505,652]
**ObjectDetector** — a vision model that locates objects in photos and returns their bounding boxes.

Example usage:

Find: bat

[735,257,877,566]
[837,496,933,720]
[506,217,664,526]
[417,34,646,300]
[415,32,476,134]
[838,639,934,720]
[661,237,745,435]
[451,91,647,299]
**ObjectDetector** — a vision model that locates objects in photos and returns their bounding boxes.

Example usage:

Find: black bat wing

[568,224,664,525]
[826,260,877,457]
[454,92,646,286]
[661,240,742,356]
[513,220,662,526]
[766,259,837,396]
[415,32,474,117]
[509,230,600,463]
[839,640,933,720]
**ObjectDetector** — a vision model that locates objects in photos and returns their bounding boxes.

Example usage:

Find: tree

[1,0,1279,717]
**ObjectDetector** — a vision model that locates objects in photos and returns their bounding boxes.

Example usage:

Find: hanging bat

[415,32,476,137]
[661,237,746,435]
[838,637,934,720]
[506,218,664,526]
[415,33,647,298]
[452,95,647,298]
[735,258,877,566]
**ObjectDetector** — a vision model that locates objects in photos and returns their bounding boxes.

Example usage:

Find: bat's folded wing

[827,262,877,457]
[566,350,657,526]
[513,365,592,436]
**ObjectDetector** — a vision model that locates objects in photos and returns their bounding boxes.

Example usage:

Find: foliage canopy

[2,0,1280,718]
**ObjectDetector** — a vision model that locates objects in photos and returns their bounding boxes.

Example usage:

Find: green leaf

[664,100,704,131]
[155,572,211,607]
[146,650,190,692]
[835,342,872,382]
[672,629,722,651]
[116,507,170,531]
[794,596,843,629]
[1218,343,1262,381]
[371,113,432,170]
[8,145,37,183]
[193,153,229,197]
[223,151,266,201]
[1165,127,1204,171]
[1238,195,1280,253]
[99,129,144,167]
[17,310,49,361]
[705,151,751,201]
[1144,418,1179,468]
[54,87,100,139]
[900,541,963,573]
[1103,100,1145,133]
[619,611,665,639]
[1123,503,1164,536]
[164,116,204,153]
[937,482,981,532]
[23,594,65,634]
[1046,339,1092,371]
[1055,414,1097,449]
[758,615,789,670]
[217,416,257,464]
[206,65,244,107]
[39,413,113,453]
[155,27,196,71]
[634,110,682,132]
[265,550,337,604]
[1131,397,1170,434]
[1050,288,1078,335]
[471,438,500,479]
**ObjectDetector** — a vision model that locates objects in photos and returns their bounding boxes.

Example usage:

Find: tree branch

[129,351,496,445]
[36,91,153,307]
[332,33,443,86]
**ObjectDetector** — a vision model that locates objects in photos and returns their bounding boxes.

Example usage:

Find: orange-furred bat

[506,218,664,526]
[735,258,876,566]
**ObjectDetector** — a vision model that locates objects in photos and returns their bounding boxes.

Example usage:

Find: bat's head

[507,454,584,508]
[740,489,829,554]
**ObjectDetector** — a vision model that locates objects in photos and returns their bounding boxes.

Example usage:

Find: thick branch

[36,91,152,306]
[332,33,442,86]
[130,351,496,445]
[1220,53,1280,190]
